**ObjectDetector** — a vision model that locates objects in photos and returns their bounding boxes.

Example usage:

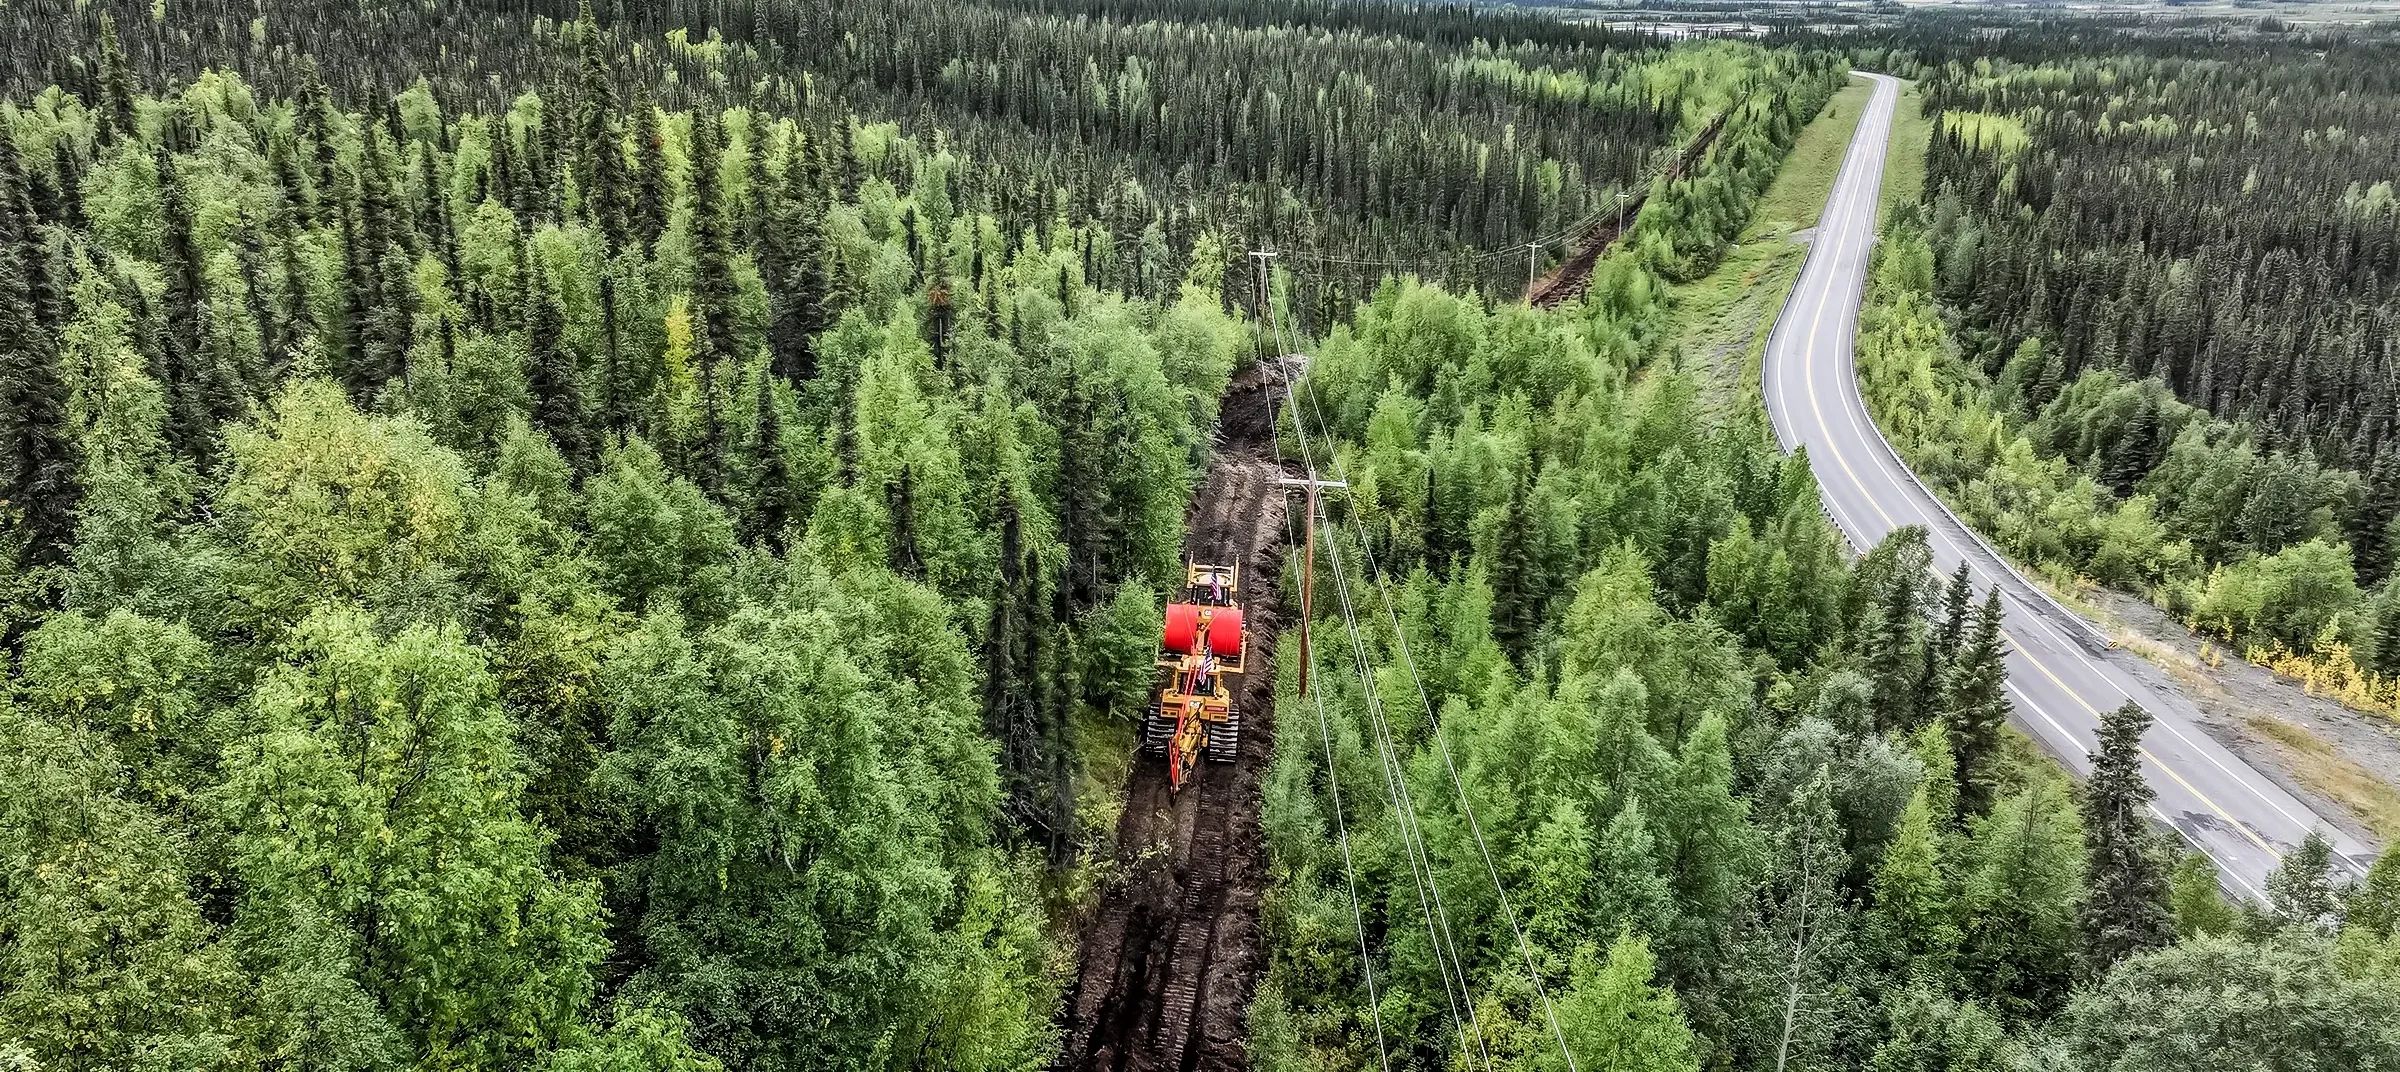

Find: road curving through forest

[1761,70,2377,897]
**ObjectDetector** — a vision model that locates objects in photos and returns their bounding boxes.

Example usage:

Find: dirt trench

[1527,110,1732,308]
[1057,360,1293,1072]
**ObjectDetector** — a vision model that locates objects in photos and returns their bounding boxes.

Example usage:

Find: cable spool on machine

[1141,563,1248,789]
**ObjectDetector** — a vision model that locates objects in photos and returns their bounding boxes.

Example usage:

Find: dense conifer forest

[1924,49,2400,548]
[3,2,2400,1071]
[1843,18,2400,699]
[0,0,1833,322]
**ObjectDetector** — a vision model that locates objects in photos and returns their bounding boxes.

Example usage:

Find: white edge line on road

[1766,72,2282,897]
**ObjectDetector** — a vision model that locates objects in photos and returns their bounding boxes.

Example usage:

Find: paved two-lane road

[1763,71,2375,898]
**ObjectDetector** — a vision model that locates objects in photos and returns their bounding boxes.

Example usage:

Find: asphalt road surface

[1762,71,2375,899]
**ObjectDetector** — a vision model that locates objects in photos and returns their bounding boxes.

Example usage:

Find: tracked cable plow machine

[1142,561,1247,790]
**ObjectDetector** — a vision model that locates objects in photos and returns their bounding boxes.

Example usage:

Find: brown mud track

[1058,360,1294,1072]
[1528,110,1731,308]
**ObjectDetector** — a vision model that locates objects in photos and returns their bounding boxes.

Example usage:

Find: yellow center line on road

[2001,632,2277,856]
[1791,75,2283,866]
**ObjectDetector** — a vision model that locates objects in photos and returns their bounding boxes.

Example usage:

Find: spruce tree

[631,83,666,248]
[1870,570,1925,732]
[598,271,638,437]
[1851,527,1930,732]
[1591,797,1677,945]
[573,1,627,248]
[1924,561,1972,707]
[1867,787,1956,983]
[153,151,222,461]
[334,193,372,386]
[1944,587,2009,822]
[2080,701,2173,971]
[746,380,793,551]
[0,140,76,564]
[1653,710,1749,985]
[274,227,317,378]
[980,493,1036,823]
[362,239,417,397]
[1491,470,1542,658]
[686,109,732,491]
[95,14,137,145]
[762,139,827,384]
[524,280,587,472]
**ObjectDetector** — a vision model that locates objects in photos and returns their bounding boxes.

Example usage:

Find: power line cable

[1264,272,1583,1072]
[1279,461,1395,1072]
[1251,255,1498,1071]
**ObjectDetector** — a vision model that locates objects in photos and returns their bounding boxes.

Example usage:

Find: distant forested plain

[0,2,2397,1071]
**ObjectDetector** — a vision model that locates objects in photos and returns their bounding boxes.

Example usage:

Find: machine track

[1057,360,1293,1072]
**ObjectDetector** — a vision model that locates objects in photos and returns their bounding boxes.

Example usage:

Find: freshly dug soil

[1057,361,1294,1072]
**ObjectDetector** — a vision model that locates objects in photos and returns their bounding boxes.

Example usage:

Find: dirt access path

[1057,360,1293,1072]
[1527,111,1729,308]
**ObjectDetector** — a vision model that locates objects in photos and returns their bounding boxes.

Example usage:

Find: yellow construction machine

[1141,561,1247,790]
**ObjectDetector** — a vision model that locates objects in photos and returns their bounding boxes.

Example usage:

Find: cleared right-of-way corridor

[1762,71,2376,898]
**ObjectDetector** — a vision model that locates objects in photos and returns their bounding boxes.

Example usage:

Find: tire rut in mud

[1058,361,1293,1072]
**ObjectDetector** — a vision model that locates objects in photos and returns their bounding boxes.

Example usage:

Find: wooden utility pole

[1278,474,1347,696]
[1248,248,1279,346]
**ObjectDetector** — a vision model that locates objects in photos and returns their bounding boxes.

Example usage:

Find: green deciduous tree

[2265,829,2341,935]
[215,380,474,625]
[584,436,735,620]
[219,609,606,1069]
[18,610,217,815]
[1543,934,1701,1072]
[2168,849,2237,940]
[594,574,1004,1072]
[1868,987,2015,1072]
[0,704,240,1071]
[2056,935,2400,1071]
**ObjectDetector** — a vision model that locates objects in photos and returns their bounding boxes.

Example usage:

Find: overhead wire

[1277,442,1395,1072]
[1240,85,1762,1072]
[1279,96,1738,290]
[1252,259,1498,1072]
[1321,498,1498,1072]
[1279,187,1635,273]
[1262,264,1584,1072]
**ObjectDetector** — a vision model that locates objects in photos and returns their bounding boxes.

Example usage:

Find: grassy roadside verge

[2247,717,2400,840]
[1666,75,1870,406]
[1851,76,2400,846]
[1878,78,1930,220]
